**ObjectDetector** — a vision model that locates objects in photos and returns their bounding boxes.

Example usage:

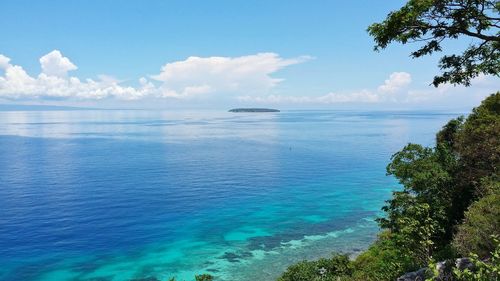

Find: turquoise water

[0,110,460,281]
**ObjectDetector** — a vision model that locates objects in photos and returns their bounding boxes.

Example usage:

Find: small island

[228,108,280,113]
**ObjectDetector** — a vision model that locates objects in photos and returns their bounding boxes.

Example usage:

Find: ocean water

[0,110,461,281]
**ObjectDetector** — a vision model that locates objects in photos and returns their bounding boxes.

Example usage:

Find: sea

[0,109,461,281]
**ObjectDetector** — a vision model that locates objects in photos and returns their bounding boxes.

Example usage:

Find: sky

[0,0,498,110]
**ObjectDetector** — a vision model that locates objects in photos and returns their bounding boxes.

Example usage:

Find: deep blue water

[0,110,460,281]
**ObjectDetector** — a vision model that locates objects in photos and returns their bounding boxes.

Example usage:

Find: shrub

[426,237,500,281]
[277,254,352,281]
[194,274,214,281]
[351,231,418,281]
[453,186,500,259]
[452,237,500,281]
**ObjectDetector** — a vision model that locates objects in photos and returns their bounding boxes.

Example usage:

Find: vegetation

[426,237,500,281]
[154,2,500,280]
[453,186,500,258]
[228,108,280,113]
[194,274,214,281]
[279,2,499,281]
[350,231,419,281]
[277,254,352,281]
[278,92,499,281]
[451,239,500,281]
[368,0,500,86]
[168,3,499,280]
[166,274,214,281]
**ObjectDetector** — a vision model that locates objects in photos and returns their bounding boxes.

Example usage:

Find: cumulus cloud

[377,72,412,93]
[0,52,152,100]
[152,53,312,98]
[3,52,495,107]
[0,51,309,101]
[405,74,497,104]
[238,72,412,104]
[318,90,381,103]
[238,89,380,104]
[0,54,11,69]
[240,71,500,107]
[39,50,78,77]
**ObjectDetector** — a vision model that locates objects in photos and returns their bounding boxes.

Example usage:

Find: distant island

[228,108,280,113]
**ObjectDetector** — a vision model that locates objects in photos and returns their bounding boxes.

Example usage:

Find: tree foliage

[194,274,214,281]
[455,92,500,194]
[351,231,418,281]
[377,92,499,274]
[426,236,500,281]
[452,237,500,281]
[368,0,500,86]
[278,93,499,280]
[453,184,500,258]
[277,254,352,281]
[382,144,452,259]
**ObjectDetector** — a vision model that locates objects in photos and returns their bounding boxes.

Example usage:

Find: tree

[379,93,500,258]
[378,191,443,265]
[383,144,452,246]
[368,0,500,87]
[455,92,500,195]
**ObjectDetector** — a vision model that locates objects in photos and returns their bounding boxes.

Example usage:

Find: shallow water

[0,110,461,281]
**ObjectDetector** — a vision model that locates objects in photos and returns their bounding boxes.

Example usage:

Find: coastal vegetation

[278,92,500,281]
[228,108,280,113]
[280,0,499,280]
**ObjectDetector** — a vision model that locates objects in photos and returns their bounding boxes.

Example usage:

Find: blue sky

[0,0,498,109]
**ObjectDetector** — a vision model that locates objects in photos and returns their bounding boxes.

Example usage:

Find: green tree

[378,191,443,265]
[368,0,500,86]
[454,92,500,195]
[382,143,452,250]
[380,93,500,258]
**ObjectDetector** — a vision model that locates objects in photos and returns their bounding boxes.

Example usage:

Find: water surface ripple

[0,110,460,281]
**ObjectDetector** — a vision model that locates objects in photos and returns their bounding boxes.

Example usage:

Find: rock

[397,257,475,281]
[436,261,447,272]
[455,257,474,270]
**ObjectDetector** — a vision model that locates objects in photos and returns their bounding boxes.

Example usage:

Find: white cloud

[317,90,380,103]
[2,52,496,108]
[0,52,152,100]
[237,71,498,107]
[405,75,497,104]
[377,72,411,93]
[0,54,11,69]
[0,51,310,101]
[152,53,312,97]
[238,90,380,104]
[39,50,78,77]
[238,72,412,104]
